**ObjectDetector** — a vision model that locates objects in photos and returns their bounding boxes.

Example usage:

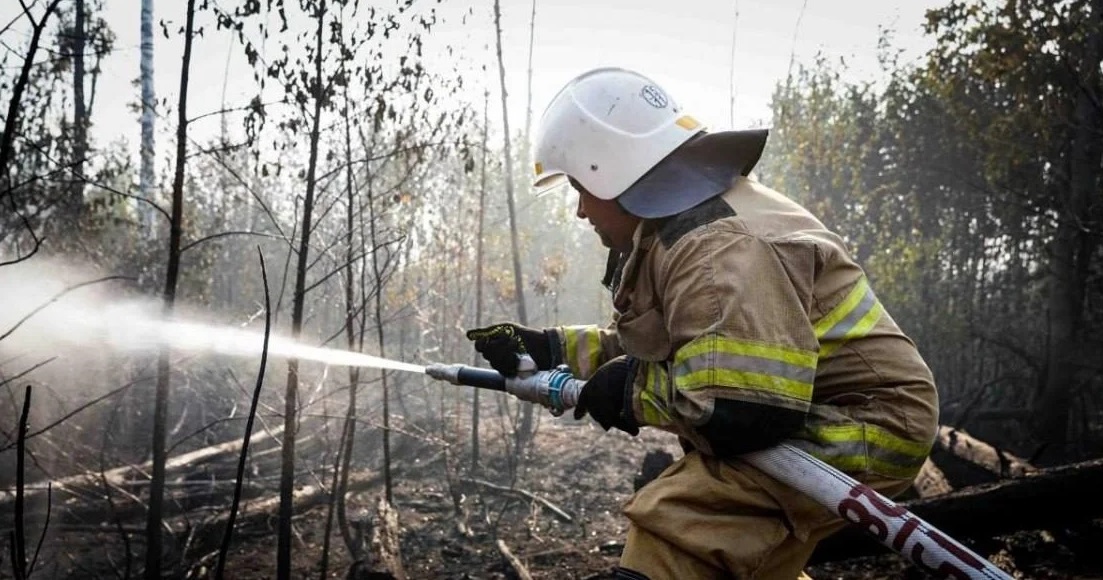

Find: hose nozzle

[424,363,506,391]
[424,362,584,416]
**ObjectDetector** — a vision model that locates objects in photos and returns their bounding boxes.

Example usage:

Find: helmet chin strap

[601,249,627,293]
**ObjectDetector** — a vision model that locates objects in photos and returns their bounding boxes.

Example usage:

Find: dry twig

[496,538,533,580]
[460,477,573,523]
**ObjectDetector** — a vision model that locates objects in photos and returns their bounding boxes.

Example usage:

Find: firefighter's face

[574,186,640,252]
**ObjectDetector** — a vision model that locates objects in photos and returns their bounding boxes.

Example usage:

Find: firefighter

[466,67,939,579]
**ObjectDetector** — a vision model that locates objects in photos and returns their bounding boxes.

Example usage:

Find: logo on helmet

[640,85,668,109]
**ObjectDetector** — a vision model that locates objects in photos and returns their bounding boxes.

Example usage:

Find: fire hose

[425,361,1013,580]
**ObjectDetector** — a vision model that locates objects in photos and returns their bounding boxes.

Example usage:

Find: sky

[4,0,938,156]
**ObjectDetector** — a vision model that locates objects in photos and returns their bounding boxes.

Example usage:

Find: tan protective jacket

[554,177,939,481]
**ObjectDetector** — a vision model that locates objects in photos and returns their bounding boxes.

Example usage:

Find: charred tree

[523,0,537,143]
[492,0,535,453]
[145,0,196,576]
[69,0,88,219]
[365,130,393,504]
[471,91,490,472]
[320,60,366,579]
[278,0,328,577]
[0,0,64,192]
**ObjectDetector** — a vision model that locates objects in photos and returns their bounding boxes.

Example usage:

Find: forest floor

[217,419,1103,580]
[8,417,1103,579]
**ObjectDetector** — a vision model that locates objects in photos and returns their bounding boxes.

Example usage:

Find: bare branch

[27,483,50,577]
[180,230,291,255]
[0,0,63,196]
[12,385,32,580]
[12,134,171,223]
[0,377,139,453]
[215,248,271,580]
[0,357,56,391]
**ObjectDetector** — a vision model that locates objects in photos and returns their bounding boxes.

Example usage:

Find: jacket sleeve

[552,321,624,380]
[630,228,820,457]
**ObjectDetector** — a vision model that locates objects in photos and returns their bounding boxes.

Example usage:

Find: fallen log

[176,453,443,561]
[935,425,1036,478]
[912,458,953,498]
[0,425,285,510]
[810,457,1103,564]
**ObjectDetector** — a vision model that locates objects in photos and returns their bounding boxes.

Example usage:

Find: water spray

[0,270,427,374]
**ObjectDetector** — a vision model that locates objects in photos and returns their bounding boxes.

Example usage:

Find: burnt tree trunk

[491,0,534,454]
[69,0,88,218]
[278,0,327,577]
[145,0,196,575]
[0,0,63,192]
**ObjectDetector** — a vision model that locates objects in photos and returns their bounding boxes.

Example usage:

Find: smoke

[0,259,156,362]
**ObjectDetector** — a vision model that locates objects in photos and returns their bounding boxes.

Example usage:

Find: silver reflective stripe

[820,284,879,341]
[869,445,926,470]
[675,352,816,385]
[574,333,591,376]
[792,425,930,478]
[797,438,924,470]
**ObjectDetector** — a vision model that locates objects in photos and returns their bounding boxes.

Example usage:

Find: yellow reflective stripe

[672,335,816,402]
[676,368,813,401]
[584,332,601,375]
[646,361,671,401]
[815,277,870,336]
[562,325,603,378]
[815,277,885,357]
[867,424,932,459]
[803,452,921,479]
[809,423,930,458]
[639,390,672,426]
[677,335,818,369]
[799,423,931,478]
[638,363,673,426]
[565,328,579,367]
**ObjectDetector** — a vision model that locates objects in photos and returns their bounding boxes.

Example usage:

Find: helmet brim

[533,173,568,196]
[616,129,769,219]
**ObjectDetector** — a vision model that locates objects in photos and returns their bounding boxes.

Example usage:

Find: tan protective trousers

[619,451,912,580]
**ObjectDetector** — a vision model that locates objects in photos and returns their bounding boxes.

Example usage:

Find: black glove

[465,322,558,377]
[573,356,640,436]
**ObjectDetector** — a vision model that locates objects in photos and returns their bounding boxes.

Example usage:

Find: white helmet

[532,67,703,201]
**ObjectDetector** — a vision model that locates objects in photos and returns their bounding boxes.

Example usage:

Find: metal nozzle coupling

[424,363,461,385]
[424,362,583,413]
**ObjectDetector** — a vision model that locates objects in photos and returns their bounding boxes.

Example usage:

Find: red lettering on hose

[849,484,907,517]
[892,517,920,551]
[838,498,888,541]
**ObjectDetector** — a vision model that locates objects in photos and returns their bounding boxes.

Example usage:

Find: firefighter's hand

[465,323,557,377]
[574,356,639,436]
